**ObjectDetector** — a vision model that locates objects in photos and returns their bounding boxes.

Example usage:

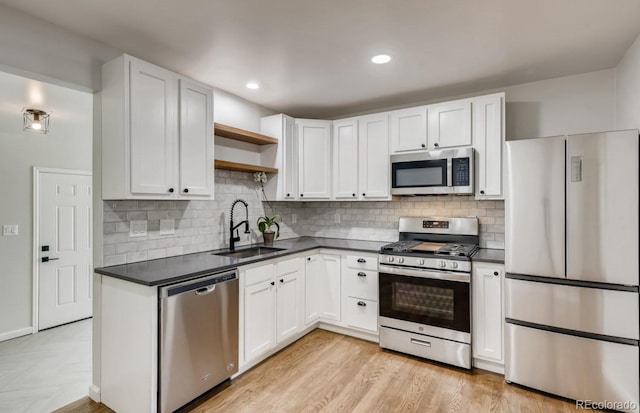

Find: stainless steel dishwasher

[159,269,239,413]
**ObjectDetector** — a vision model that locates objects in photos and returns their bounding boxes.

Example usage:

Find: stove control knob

[439,261,446,268]
[398,257,405,263]
[387,256,394,263]
[451,262,459,269]
[417,259,425,265]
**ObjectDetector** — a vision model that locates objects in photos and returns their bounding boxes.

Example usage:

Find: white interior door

[36,169,93,330]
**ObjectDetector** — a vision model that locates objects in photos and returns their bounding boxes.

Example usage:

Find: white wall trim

[89,384,101,403]
[32,167,93,333]
[0,327,33,343]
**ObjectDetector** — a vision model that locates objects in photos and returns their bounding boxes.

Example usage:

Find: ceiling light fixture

[371,54,391,64]
[23,108,50,134]
[246,82,260,90]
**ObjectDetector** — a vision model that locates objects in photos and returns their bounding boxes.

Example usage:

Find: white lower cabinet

[472,262,505,373]
[242,258,304,366]
[342,253,379,333]
[276,258,304,343]
[243,264,276,364]
[305,253,341,324]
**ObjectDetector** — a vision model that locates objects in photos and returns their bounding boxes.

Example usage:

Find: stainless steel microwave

[390,148,474,195]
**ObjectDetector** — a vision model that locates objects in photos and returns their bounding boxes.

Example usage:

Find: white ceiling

[2,0,639,118]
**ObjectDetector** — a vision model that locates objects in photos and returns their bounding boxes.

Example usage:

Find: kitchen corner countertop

[95,236,388,287]
[472,248,505,264]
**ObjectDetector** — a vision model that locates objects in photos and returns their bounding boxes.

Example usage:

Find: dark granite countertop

[472,248,505,264]
[95,236,387,286]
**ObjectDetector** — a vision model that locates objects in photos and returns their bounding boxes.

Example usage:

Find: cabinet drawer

[344,297,378,332]
[276,257,301,277]
[346,255,377,271]
[344,269,378,301]
[244,264,275,287]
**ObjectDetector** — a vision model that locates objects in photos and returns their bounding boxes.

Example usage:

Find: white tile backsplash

[103,171,505,264]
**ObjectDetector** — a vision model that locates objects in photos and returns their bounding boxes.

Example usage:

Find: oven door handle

[378,264,470,283]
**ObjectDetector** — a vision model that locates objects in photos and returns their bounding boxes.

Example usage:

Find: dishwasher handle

[160,269,238,299]
[195,285,216,295]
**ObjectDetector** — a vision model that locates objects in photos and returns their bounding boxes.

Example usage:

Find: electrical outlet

[291,213,297,225]
[2,224,18,236]
[129,220,148,238]
[334,213,341,224]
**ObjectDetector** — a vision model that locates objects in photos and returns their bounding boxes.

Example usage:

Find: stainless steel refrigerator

[505,130,639,411]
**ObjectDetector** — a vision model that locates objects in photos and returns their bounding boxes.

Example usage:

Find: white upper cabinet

[261,114,297,200]
[359,114,390,199]
[428,99,472,149]
[178,79,214,197]
[102,54,214,200]
[472,93,505,199]
[297,119,332,199]
[332,119,359,199]
[389,106,428,154]
[333,119,358,199]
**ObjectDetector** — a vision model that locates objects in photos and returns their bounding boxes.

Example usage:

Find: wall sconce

[23,108,50,134]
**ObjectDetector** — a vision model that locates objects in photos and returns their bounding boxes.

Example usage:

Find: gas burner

[380,240,421,253]
[434,243,480,257]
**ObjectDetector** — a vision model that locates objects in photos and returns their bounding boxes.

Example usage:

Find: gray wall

[615,33,640,130]
[0,70,93,340]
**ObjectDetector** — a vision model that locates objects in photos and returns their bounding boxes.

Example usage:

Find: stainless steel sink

[212,246,286,259]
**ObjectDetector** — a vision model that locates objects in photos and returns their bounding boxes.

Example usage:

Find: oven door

[379,265,471,343]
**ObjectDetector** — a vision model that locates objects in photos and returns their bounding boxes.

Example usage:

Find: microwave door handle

[447,158,453,187]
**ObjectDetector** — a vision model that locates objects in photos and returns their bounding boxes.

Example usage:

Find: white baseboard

[0,326,33,342]
[473,357,505,375]
[89,384,101,402]
[317,323,379,343]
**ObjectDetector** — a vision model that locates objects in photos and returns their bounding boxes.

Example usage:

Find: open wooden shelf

[214,123,278,145]
[214,159,278,174]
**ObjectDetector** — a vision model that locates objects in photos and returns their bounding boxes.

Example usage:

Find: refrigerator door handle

[570,156,582,182]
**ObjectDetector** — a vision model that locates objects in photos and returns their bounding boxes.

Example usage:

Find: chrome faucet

[229,199,250,251]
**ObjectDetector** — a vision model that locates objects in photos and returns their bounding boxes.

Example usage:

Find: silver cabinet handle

[410,338,431,347]
[195,285,216,295]
[357,272,366,277]
[357,258,366,263]
[41,257,59,262]
[357,301,366,306]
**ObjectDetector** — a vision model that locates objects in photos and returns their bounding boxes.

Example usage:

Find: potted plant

[257,214,280,246]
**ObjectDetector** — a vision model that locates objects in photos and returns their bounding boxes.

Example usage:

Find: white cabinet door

[178,78,214,198]
[129,58,178,196]
[358,114,390,200]
[344,297,378,332]
[319,254,341,321]
[472,264,504,363]
[305,253,341,323]
[473,93,504,199]
[282,116,297,200]
[297,120,332,199]
[333,119,359,199]
[389,106,428,153]
[304,254,322,325]
[244,279,276,363]
[428,99,472,149]
[276,258,304,343]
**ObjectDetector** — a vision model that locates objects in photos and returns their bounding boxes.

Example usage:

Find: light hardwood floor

[58,329,580,413]
[0,318,92,413]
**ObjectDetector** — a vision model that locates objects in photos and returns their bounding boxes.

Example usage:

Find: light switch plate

[291,213,297,225]
[129,220,148,238]
[334,213,341,224]
[2,224,18,236]
[160,219,175,235]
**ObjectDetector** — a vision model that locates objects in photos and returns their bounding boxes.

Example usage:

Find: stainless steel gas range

[378,216,479,369]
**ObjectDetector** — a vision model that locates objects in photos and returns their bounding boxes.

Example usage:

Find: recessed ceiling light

[371,54,391,64]
[246,82,260,90]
